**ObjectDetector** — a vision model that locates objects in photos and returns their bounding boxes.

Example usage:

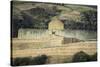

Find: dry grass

[11,38,97,64]
[12,40,97,58]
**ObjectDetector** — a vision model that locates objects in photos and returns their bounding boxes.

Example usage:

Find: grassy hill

[11,1,97,37]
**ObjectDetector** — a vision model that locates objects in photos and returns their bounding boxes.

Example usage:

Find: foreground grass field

[11,39,97,64]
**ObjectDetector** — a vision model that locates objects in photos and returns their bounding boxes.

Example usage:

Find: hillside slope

[11,1,97,37]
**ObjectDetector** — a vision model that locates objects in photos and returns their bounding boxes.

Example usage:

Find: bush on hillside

[90,52,97,61]
[11,55,48,66]
[72,51,90,62]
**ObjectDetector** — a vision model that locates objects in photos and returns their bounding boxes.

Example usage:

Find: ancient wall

[18,29,49,39]
[12,41,97,58]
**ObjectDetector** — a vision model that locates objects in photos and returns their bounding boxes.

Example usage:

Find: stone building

[48,18,64,31]
[17,17,64,46]
[48,17,64,35]
[18,17,64,39]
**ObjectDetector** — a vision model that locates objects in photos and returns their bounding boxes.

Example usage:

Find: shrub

[30,55,48,65]
[11,57,31,66]
[72,51,90,62]
[90,53,97,61]
[11,55,48,66]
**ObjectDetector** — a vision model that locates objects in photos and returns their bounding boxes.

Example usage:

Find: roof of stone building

[49,17,64,25]
[48,17,64,30]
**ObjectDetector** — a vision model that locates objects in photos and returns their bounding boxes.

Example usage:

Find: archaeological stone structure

[17,17,65,46]
[18,17,64,39]
[12,18,97,63]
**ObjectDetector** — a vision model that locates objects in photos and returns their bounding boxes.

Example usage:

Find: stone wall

[12,41,97,58]
[12,37,97,63]
[18,29,49,39]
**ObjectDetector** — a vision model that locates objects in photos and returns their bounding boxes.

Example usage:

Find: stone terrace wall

[12,41,97,58]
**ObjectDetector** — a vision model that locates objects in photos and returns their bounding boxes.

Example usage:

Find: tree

[11,55,48,66]
[80,10,97,31]
[31,55,48,65]
[72,51,90,62]
[90,53,97,61]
